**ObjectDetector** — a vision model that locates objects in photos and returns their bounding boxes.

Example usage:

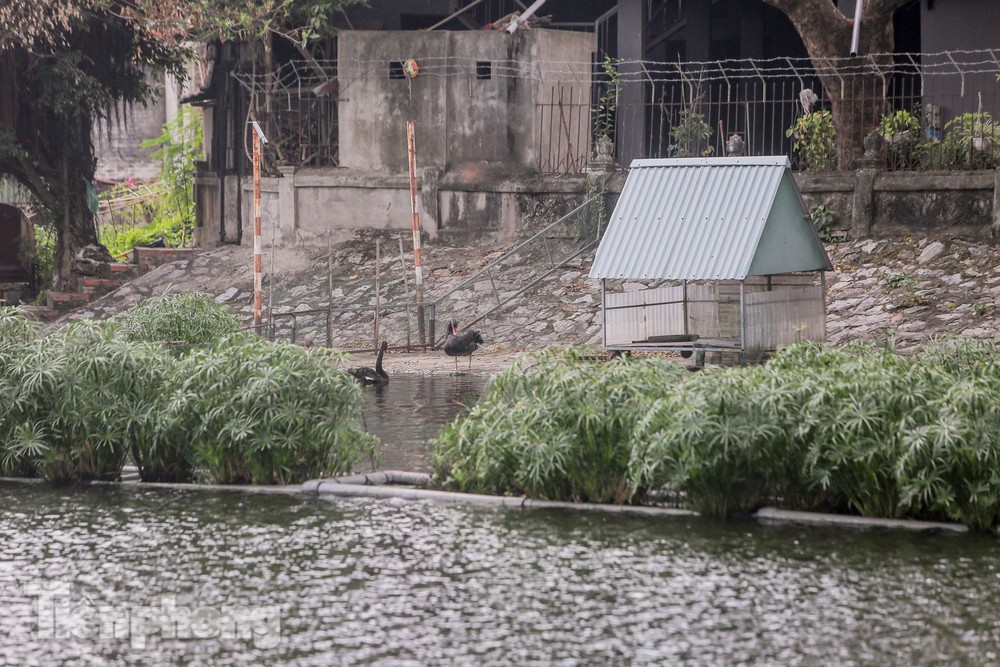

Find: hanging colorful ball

[402,59,420,79]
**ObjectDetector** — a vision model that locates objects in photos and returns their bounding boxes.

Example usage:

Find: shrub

[432,339,1000,530]
[0,321,172,483]
[877,109,925,169]
[787,110,836,172]
[157,336,380,484]
[632,367,787,517]
[113,292,243,347]
[896,337,1000,530]
[935,112,1000,170]
[432,348,687,503]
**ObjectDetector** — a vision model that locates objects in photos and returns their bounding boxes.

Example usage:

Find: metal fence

[234,48,1000,175]
[232,59,341,168]
[545,50,1000,173]
[258,194,606,350]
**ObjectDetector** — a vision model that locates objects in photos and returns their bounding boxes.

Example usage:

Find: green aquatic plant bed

[432,340,1000,531]
[0,297,379,485]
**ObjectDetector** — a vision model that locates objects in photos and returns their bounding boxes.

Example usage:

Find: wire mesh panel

[604,284,685,345]
[744,284,826,355]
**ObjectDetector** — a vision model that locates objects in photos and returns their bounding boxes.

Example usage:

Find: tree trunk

[52,116,111,291]
[763,0,910,169]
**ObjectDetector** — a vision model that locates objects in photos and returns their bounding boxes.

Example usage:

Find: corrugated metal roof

[589,156,831,281]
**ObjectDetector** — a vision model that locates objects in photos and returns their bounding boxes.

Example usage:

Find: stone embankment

[56,232,1000,364]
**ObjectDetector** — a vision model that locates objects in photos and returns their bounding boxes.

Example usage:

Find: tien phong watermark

[23,581,281,649]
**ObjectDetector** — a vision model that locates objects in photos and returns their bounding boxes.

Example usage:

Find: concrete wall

[215,163,1000,250]
[337,29,594,174]
[94,79,171,182]
[795,170,1000,241]
[230,167,589,247]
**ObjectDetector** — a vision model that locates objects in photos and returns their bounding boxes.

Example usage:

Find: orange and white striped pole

[251,121,268,333]
[406,120,426,345]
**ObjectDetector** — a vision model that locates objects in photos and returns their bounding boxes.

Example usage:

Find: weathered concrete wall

[337,29,594,174]
[212,160,1000,250]
[226,167,590,247]
[93,71,196,182]
[795,170,999,241]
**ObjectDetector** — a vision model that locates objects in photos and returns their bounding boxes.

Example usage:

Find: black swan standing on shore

[444,319,484,371]
[348,340,389,385]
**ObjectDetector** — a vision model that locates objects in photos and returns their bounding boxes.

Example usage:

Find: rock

[215,287,239,303]
[559,271,582,284]
[898,320,928,332]
[853,297,877,313]
[918,241,945,264]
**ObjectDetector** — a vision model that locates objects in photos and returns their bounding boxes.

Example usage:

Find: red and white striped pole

[251,121,268,333]
[406,120,426,345]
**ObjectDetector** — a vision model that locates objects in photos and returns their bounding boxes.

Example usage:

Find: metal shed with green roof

[589,156,832,364]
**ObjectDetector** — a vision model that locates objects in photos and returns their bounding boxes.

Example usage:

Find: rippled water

[1,483,999,666]
[360,375,488,472]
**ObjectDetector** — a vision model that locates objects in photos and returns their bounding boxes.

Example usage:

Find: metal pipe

[506,0,550,33]
[252,131,262,330]
[406,121,426,346]
[850,0,864,56]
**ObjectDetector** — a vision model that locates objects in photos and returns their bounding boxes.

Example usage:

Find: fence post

[851,132,880,239]
[406,121,426,347]
[992,167,1000,240]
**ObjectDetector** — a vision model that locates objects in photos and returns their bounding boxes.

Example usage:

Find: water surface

[1,483,998,665]
[360,374,488,472]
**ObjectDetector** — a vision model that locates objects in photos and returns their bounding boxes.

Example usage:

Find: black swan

[348,340,389,385]
[444,319,484,370]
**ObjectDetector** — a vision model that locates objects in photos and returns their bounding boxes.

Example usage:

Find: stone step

[81,277,124,295]
[109,262,142,275]
[18,305,60,321]
[47,291,90,310]
[132,247,198,269]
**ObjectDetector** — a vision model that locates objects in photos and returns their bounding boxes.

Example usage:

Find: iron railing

[258,193,606,350]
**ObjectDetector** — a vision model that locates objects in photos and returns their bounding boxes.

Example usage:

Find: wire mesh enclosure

[601,275,826,365]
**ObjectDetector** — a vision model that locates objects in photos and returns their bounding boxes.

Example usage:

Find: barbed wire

[231,48,1000,95]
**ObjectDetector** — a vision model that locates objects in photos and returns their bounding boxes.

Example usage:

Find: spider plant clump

[432,348,687,503]
[895,338,1000,531]
[113,291,243,347]
[0,321,173,483]
[0,306,42,348]
[155,336,379,484]
[633,365,809,517]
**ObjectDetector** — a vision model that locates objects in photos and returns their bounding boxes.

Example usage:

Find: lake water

[1,483,999,665]
[359,374,489,473]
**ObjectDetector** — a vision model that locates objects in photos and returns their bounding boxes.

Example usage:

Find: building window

[476,61,492,80]
[389,61,405,79]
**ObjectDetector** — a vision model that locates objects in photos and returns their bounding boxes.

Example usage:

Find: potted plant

[877,109,924,169]
[786,110,836,172]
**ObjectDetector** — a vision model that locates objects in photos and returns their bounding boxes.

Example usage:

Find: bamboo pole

[252,131,262,331]
[374,237,381,349]
[251,121,269,333]
[406,121,426,346]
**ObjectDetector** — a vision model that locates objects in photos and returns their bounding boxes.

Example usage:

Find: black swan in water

[444,319,484,370]
[348,340,389,385]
